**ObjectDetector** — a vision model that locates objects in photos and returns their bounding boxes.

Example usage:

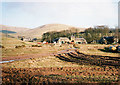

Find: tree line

[41,26,120,43]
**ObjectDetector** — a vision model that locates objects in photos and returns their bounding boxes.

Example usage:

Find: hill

[0,24,29,33]
[19,24,87,38]
[0,24,87,38]
[1,36,25,48]
[0,30,16,34]
[0,24,30,38]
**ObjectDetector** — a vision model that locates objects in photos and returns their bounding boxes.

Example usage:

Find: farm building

[53,36,87,44]
[18,36,32,42]
[23,38,32,42]
[74,38,87,44]
[71,35,87,44]
[57,37,70,44]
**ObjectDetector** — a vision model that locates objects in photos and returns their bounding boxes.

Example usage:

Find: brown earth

[2,67,119,84]
[56,50,120,67]
[1,44,120,84]
[1,50,120,84]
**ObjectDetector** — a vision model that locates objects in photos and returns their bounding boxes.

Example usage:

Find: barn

[53,36,87,44]
[57,37,70,44]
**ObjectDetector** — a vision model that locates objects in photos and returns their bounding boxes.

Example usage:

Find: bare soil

[1,44,120,84]
[2,66,119,84]
[2,50,120,84]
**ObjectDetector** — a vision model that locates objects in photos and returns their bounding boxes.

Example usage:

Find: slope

[20,24,87,38]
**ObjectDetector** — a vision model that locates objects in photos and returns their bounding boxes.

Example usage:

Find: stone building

[53,36,87,44]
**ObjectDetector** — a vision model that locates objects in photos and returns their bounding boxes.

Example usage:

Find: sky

[1,0,120,28]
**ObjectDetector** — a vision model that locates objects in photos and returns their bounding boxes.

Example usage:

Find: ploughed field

[2,66,119,84]
[56,50,120,67]
[2,50,120,84]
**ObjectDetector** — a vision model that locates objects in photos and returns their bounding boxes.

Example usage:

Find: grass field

[1,37,120,84]
[1,37,73,57]
[76,44,119,57]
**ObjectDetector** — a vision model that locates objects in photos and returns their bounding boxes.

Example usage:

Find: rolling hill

[0,24,30,38]
[0,24,29,33]
[0,24,87,38]
[0,30,16,34]
[19,24,87,38]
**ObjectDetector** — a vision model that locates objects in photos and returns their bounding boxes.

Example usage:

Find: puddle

[0,60,15,63]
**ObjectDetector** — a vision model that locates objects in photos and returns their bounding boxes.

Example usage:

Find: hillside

[1,37,25,48]
[0,24,87,38]
[19,24,87,38]
[0,24,29,33]
[0,30,16,34]
[0,24,30,38]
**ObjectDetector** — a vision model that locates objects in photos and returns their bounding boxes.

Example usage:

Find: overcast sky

[1,0,120,28]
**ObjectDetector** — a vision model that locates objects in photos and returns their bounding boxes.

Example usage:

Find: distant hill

[0,24,87,38]
[19,24,87,38]
[0,24,30,33]
[0,24,30,38]
[0,30,16,34]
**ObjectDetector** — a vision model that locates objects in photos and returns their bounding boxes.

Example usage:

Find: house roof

[59,37,69,40]
[53,37,87,43]
[75,38,86,41]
